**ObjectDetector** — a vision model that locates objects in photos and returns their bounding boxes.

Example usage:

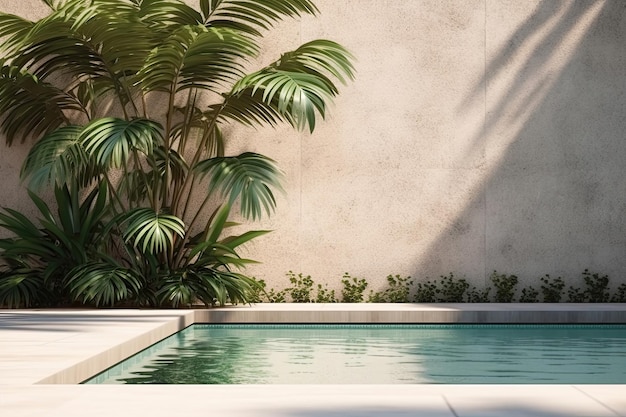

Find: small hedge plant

[250,269,626,303]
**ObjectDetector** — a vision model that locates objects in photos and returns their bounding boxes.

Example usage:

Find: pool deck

[1,304,626,417]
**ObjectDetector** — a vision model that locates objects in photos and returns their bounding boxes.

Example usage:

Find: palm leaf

[157,271,209,307]
[278,40,356,85]
[81,117,163,169]
[21,125,97,190]
[137,25,257,94]
[0,64,85,145]
[211,89,286,128]
[221,229,270,250]
[0,13,35,56]
[138,0,203,32]
[220,40,354,132]
[0,208,45,240]
[14,19,109,80]
[194,152,284,220]
[203,0,318,35]
[77,181,109,243]
[122,208,185,254]
[156,267,257,306]
[12,1,154,109]
[67,261,143,307]
[0,270,46,308]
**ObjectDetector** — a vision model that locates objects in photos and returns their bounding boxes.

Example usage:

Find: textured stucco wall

[1,0,625,293]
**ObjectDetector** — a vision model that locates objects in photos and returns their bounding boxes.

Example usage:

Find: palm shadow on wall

[415,1,626,287]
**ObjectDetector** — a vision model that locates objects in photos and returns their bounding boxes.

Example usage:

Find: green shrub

[467,286,491,303]
[267,288,287,303]
[244,269,626,304]
[246,277,287,303]
[315,284,338,303]
[438,273,470,302]
[519,286,539,303]
[490,271,518,302]
[611,284,626,302]
[540,275,565,303]
[582,270,610,302]
[567,286,586,303]
[566,270,610,303]
[368,275,413,303]
[247,278,267,303]
[341,273,368,303]
[285,271,314,302]
[413,280,439,302]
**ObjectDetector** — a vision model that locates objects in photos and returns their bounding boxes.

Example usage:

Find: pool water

[85,324,626,384]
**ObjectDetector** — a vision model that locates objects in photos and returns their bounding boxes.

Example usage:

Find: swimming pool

[85,324,626,384]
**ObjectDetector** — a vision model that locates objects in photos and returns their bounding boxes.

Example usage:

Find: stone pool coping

[1,304,626,416]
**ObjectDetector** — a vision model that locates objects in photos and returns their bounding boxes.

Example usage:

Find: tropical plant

[0,0,354,307]
[0,181,112,307]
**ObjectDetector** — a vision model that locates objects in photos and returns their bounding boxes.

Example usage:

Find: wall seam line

[484,0,489,286]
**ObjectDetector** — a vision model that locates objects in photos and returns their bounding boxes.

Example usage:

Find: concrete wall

[1,1,626,292]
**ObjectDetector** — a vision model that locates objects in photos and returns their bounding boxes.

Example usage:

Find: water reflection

[88,325,626,384]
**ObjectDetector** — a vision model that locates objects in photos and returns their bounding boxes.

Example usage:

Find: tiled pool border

[83,322,626,385]
[32,303,626,384]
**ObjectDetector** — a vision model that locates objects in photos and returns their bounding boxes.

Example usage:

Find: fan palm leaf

[122,208,185,254]
[194,152,284,220]
[81,117,163,169]
[21,125,97,190]
[0,270,46,308]
[67,261,143,307]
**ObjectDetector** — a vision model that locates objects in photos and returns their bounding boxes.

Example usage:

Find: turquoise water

[85,324,626,384]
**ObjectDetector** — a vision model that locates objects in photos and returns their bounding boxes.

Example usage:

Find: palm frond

[81,117,163,169]
[0,208,46,244]
[40,0,65,10]
[122,208,185,254]
[137,25,257,94]
[67,261,143,307]
[118,146,188,206]
[137,0,203,33]
[219,40,354,132]
[0,64,86,145]
[14,19,108,80]
[0,13,35,57]
[211,90,286,128]
[194,152,284,220]
[21,125,98,190]
[277,40,356,85]
[0,270,46,308]
[204,0,318,35]
[117,169,152,206]
[154,146,189,183]
[12,1,154,110]
[156,270,212,307]
[157,267,258,306]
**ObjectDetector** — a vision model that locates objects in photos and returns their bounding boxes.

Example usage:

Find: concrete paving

[1,305,625,417]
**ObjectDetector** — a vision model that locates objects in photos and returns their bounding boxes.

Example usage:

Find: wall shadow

[416,0,626,288]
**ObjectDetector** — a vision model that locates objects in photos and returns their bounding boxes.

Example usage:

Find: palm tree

[0,0,354,307]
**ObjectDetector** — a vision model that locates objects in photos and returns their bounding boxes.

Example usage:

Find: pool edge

[31,303,626,384]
